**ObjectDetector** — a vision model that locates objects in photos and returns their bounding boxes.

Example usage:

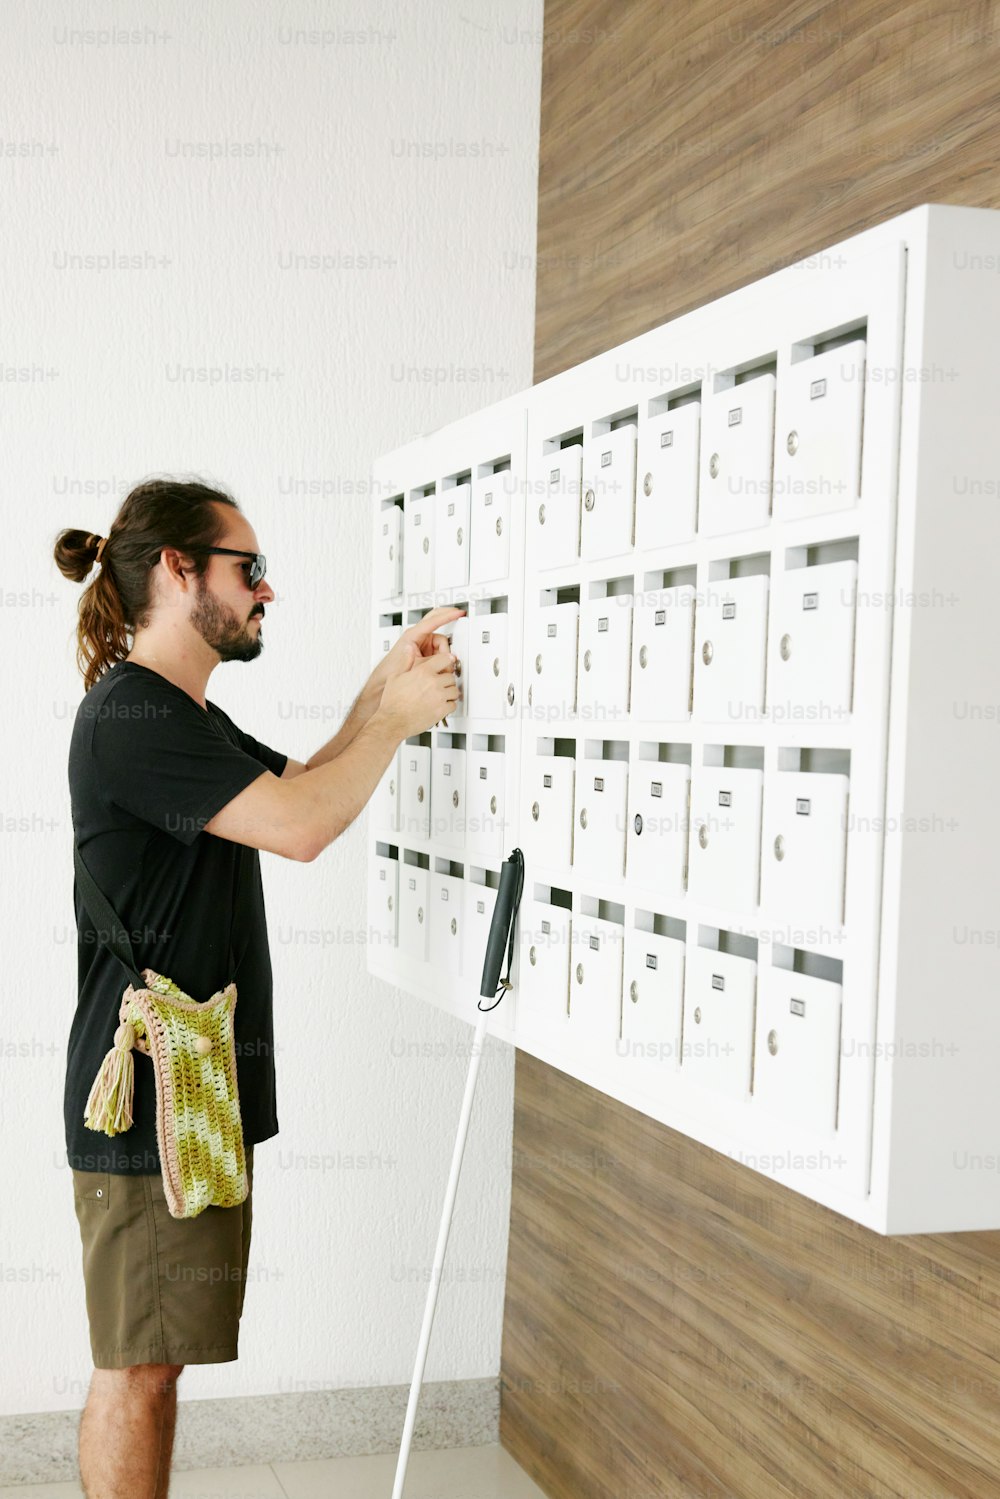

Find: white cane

[390,848,524,1499]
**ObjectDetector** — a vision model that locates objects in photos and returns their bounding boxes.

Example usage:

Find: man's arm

[289,608,460,775]
[281,685,381,776]
[205,646,457,859]
[205,709,402,861]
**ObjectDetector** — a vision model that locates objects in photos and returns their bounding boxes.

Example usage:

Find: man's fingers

[422,606,465,627]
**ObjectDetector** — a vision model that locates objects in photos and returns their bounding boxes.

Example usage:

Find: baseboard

[0,1375,500,1486]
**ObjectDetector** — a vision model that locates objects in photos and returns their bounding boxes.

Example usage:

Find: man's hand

[364,606,466,701]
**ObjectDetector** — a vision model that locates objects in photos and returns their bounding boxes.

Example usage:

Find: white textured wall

[2,0,541,1416]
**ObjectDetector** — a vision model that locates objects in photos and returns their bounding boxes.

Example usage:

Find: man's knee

[93,1362,184,1397]
[132,1362,185,1387]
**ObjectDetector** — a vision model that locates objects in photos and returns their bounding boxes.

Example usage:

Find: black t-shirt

[65,660,288,1174]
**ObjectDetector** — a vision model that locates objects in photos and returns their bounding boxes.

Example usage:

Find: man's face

[189,522,275,664]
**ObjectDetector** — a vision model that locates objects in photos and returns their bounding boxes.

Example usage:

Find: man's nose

[255,580,276,603]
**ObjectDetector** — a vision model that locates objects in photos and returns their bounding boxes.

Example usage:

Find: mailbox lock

[787,429,799,456]
[454,659,462,677]
[387,895,393,912]
[416,785,424,803]
[639,645,649,669]
[768,1029,779,1054]
[496,516,503,536]
[451,917,458,936]
[532,801,540,822]
[702,639,714,665]
[698,824,708,849]
[456,526,464,546]
[417,907,424,924]
[389,544,394,560]
[538,503,546,525]
[634,813,644,836]
[584,649,593,672]
[452,790,460,808]
[490,795,498,814]
[535,653,543,674]
[422,536,430,553]
[529,946,537,966]
[643,471,653,497]
[709,453,720,478]
[576,963,585,985]
[584,487,596,511]
[389,778,396,795]
[580,808,589,830]
[630,980,639,1004]
[693,1006,702,1024]
[507,683,515,706]
[780,633,792,661]
[774,834,786,861]
[493,657,501,677]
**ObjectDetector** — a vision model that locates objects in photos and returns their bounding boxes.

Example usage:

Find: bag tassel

[83,1017,140,1136]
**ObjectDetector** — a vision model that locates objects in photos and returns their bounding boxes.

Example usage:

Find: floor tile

[271,1443,548,1498]
[0,1445,548,1499]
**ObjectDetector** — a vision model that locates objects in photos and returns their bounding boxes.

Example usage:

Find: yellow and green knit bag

[74,839,250,1219]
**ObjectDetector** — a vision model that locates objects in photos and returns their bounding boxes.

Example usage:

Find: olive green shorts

[72,1147,254,1369]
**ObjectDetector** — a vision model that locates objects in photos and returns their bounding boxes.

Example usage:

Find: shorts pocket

[73,1171,111,1209]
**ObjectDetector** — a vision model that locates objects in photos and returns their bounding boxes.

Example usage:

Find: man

[57,477,459,1498]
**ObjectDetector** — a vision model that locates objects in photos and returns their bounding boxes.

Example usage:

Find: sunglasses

[149,545,267,588]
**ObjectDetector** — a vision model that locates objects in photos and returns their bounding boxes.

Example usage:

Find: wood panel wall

[500,3,1000,1495]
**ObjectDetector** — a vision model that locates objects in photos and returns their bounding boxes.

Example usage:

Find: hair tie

[94,535,108,564]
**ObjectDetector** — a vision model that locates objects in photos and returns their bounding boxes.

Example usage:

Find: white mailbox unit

[367,204,1000,1235]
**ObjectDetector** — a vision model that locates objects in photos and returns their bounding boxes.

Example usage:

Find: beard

[190,574,264,663]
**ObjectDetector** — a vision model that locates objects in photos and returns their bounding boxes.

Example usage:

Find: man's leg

[79,1361,184,1499]
[153,1365,180,1499]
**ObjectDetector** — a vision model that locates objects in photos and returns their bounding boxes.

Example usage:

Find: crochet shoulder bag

[75,840,252,1219]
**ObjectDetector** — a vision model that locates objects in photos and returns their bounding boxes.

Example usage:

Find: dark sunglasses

[149,545,267,588]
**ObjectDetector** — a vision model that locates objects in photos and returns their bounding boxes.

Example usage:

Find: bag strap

[73,839,254,994]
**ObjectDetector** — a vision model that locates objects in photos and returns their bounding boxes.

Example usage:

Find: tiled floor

[0,1442,549,1498]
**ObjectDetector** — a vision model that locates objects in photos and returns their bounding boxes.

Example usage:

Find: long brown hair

[53,477,240,692]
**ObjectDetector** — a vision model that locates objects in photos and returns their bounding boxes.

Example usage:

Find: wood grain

[503,3,1000,1494]
[502,1053,1000,1498]
[532,0,1000,385]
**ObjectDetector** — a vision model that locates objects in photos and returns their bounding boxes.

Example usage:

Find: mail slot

[399,746,431,843]
[577,595,633,724]
[522,753,575,870]
[682,945,757,1101]
[430,745,467,848]
[532,444,582,570]
[434,483,471,590]
[698,376,775,536]
[692,573,769,724]
[620,928,686,1090]
[573,760,629,881]
[429,871,465,977]
[374,505,403,601]
[581,426,638,561]
[466,749,506,858]
[773,340,866,522]
[687,765,764,913]
[631,586,695,722]
[753,965,842,1133]
[636,403,700,548]
[519,899,572,1034]
[397,864,430,961]
[403,491,435,596]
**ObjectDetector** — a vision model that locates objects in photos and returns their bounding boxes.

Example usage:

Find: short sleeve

[229,723,288,778]
[93,674,279,846]
[207,701,288,778]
